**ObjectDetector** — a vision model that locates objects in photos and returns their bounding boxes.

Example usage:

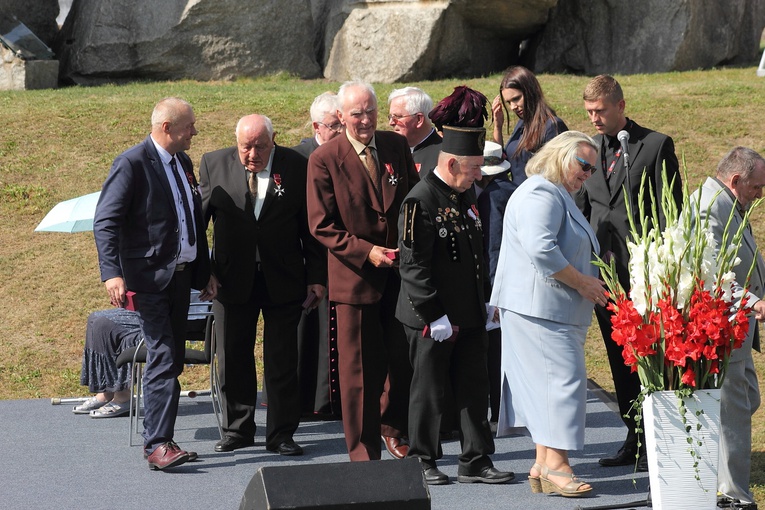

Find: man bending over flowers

[692,147,765,509]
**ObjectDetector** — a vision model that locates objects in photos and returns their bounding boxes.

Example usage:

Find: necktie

[169,156,196,246]
[364,146,381,195]
[248,170,258,201]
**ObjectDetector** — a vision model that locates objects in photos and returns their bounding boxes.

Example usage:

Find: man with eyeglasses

[290,92,344,420]
[293,92,343,159]
[576,74,681,473]
[307,80,419,461]
[388,87,442,179]
[199,114,327,457]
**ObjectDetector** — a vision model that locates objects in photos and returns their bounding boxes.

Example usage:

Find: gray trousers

[718,352,760,503]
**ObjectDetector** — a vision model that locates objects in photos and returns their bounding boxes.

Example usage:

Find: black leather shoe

[718,496,758,509]
[267,439,303,456]
[599,446,638,467]
[458,466,515,484]
[214,436,255,453]
[423,467,449,485]
[636,453,648,472]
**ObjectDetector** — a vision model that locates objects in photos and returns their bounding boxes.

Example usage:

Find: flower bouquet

[594,166,759,507]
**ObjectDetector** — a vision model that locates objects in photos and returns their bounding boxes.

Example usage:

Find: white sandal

[90,400,130,418]
[72,396,107,414]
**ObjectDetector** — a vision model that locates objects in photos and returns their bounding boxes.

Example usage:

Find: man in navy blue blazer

[94,97,217,470]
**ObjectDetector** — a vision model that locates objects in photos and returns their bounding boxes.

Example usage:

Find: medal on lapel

[184,170,200,197]
[385,163,398,186]
[273,173,284,197]
[468,204,482,230]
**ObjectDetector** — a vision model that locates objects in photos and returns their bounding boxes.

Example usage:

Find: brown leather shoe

[146,441,191,470]
[144,447,197,461]
[382,435,409,459]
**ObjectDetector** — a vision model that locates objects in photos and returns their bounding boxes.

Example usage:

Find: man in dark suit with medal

[94,97,216,470]
[387,87,442,179]
[396,87,514,486]
[307,80,419,461]
[577,75,682,471]
[199,114,326,456]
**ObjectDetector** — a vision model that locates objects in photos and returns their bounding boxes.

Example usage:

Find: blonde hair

[582,74,623,104]
[525,131,598,184]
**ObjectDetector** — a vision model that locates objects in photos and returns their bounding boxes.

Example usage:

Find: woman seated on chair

[74,289,206,418]
[73,307,141,418]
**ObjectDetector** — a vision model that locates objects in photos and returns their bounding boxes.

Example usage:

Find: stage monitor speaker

[239,457,431,510]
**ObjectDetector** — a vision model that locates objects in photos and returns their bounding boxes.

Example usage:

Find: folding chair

[115,297,223,446]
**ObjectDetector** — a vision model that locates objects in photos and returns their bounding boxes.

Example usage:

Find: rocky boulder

[0,0,59,47]
[320,0,557,83]
[530,0,765,74]
[54,0,321,84]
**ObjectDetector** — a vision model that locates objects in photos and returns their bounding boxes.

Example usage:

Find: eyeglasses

[387,113,416,122]
[318,122,343,132]
[575,156,596,174]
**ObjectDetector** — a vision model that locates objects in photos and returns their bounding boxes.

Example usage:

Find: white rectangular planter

[643,389,721,510]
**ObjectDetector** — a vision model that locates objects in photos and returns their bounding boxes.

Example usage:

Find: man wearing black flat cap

[396,87,515,486]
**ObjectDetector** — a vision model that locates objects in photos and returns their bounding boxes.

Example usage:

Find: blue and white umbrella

[34,191,101,233]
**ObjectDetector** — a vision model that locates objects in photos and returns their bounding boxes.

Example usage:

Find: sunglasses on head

[575,156,596,174]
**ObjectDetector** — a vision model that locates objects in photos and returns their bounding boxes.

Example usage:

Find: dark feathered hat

[429,85,488,157]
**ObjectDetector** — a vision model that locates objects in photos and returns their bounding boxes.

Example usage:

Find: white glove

[429,314,453,342]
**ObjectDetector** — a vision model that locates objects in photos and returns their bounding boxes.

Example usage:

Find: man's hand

[367,246,398,268]
[307,284,327,302]
[199,274,220,301]
[753,299,765,321]
[105,276,126,307]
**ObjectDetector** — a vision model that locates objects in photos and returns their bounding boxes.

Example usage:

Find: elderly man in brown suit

[307,80,419,461]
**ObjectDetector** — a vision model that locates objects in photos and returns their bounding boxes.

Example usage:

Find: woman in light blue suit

[490,131,606,497]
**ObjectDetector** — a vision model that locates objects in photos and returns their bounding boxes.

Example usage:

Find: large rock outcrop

[50,0,765,85]
[54,0,321,84]
[320,0,557,82]
[531,0,765,74]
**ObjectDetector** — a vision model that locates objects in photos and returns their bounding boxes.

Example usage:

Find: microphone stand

[623,149,633,215]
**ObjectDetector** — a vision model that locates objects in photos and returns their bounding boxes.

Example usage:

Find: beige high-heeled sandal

[528,463,543,493]
[540,466,593,497]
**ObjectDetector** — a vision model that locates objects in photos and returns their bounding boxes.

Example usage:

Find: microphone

[617,130,630,157]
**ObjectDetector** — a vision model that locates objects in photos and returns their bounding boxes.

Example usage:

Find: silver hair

[337,80,377,109]
[235,114,274,138]
[388,86,433,116]
[309,92,340,122]
[717,146,765,181]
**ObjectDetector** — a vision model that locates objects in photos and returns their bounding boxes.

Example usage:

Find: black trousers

[214,270,302,449]
[595,304,643,449]
[404,324,495,474]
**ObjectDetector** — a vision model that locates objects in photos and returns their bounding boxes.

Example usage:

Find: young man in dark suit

[307,80,419,461]
[199,114,326,456]
[577,75,682,471]
[94,97,216,470]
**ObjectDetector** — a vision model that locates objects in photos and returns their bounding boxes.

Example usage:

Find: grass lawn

[2,68,765,499]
